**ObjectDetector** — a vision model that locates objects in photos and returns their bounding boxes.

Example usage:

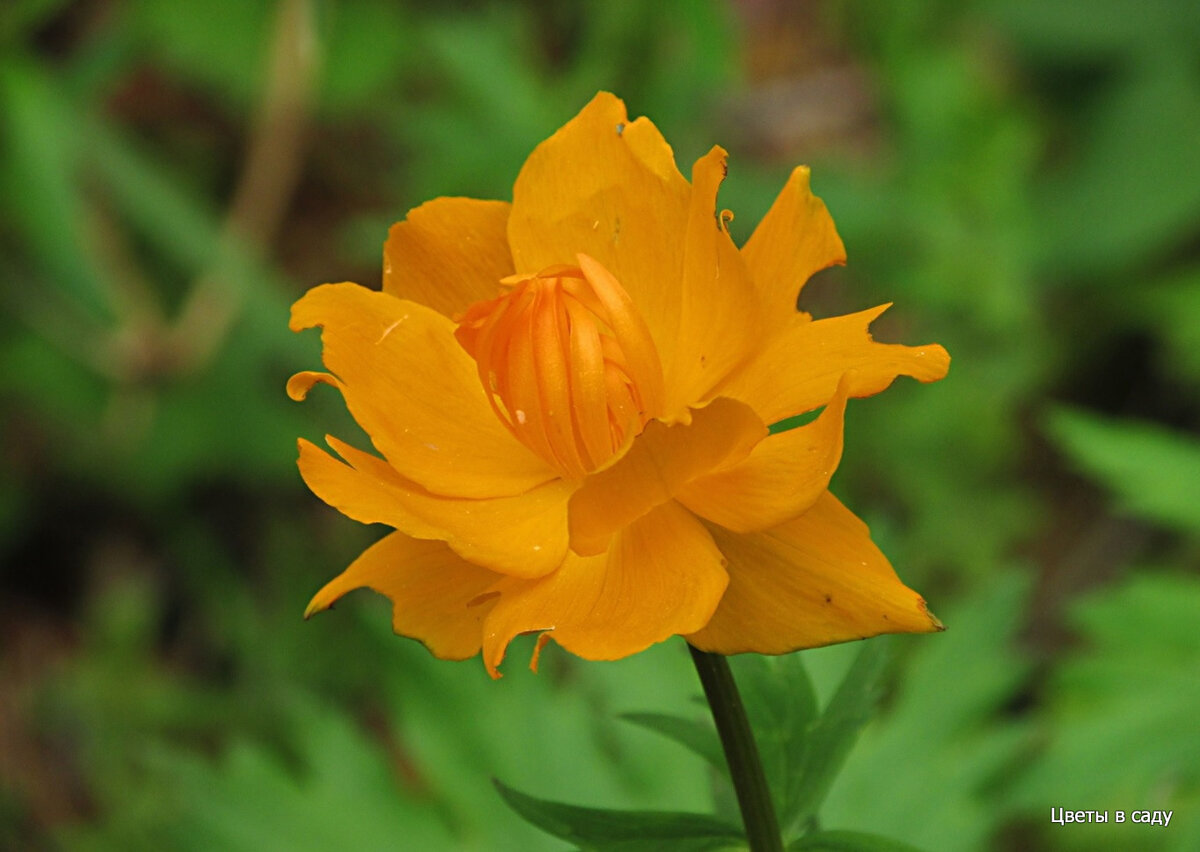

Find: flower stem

[688,644,784,852]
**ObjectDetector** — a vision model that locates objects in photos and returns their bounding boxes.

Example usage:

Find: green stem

[689,644,784,852]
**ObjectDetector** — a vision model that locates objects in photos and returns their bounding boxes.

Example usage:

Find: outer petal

[714,305,950,425]
[677,377,850,532]
[382,198,514,318]
[305,532,502,661]
[665,147,759,415]
[686,491,942,655]
[742,166,845,331]
[508,92,690,382]
[290,282,556,498]
[482,500,728,677]
[298,436,571,578]
[568,397,767,556]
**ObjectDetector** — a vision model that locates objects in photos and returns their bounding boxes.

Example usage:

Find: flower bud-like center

[455,254,664,479]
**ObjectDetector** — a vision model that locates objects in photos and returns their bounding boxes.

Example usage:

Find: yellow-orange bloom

[290,93,949,677]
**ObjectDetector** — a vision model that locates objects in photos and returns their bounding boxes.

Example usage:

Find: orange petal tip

[921,599,946,632]
[286,370,339,401]
[303,596,328,620]
[530,633,553,673]
[303,578,343,619]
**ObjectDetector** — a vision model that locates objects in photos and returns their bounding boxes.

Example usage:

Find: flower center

[455,254,664,479]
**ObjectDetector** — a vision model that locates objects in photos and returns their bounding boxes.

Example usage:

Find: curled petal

[742,165,845,329]
[286,370,341,401]
[714,305,950,425]
[482,500,728,677]
[577,253,666,421]
[298,437,571,578]
[678,376,850,532]
[686,491,943,655]
[382,197,514,318]
[568,397,767,556]
[305,532,503,661]
[290,282,557,498]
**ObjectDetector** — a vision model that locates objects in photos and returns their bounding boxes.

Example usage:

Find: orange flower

[290,93,949,677]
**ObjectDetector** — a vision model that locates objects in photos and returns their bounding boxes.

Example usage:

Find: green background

[2,1,1198,849]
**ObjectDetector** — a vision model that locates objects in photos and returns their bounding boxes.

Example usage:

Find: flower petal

[677,376,850,532]
[686,491,942,655]
[305,531,502,661]
[482,500,728,677]
[507,92,690,380]
[568,397,767,556]
[382,197,514,319]
[290,282,557,498]
[714,305,950,425]
[286,370,340,400]
[298,436,571,578]
[742,166,845,330]
[664,146,759,415]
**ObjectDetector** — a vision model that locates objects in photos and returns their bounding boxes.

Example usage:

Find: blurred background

[2,1,1199,849]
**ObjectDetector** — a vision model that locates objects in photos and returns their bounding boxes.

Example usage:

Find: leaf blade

[1046,406,1200,533]
[619,712,728,780]
[494,778,745,851]
[789,829,928,852]
[785,640,892,835]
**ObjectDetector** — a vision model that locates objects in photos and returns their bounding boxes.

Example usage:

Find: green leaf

[819,574,1032,852]
[785,640,891,835]
[789,830,928,852]
[983,0,1200,61]
[1013,574,1200,802]
[619,712,727,780]
[1136,268,1200,383]
[494,779,745,851]
[131,0,272,107]
[378,640,716,851]
[317,0,413,114]
[731,653,819,829]
[626,654,822,832]
[1009,573,1200,852]
[58,699,451,852]
[1046,407,1200,534]
[1033,53,1200,276]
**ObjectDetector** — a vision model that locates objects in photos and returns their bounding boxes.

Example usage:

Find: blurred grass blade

[0,0,73,45]
[88,120,233,278]
[0,59,115,319]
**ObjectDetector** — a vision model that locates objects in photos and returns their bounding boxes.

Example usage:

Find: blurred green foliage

[2,0,1199,850]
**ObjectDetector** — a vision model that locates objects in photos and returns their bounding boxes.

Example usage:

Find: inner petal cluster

[454,255,664,480]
